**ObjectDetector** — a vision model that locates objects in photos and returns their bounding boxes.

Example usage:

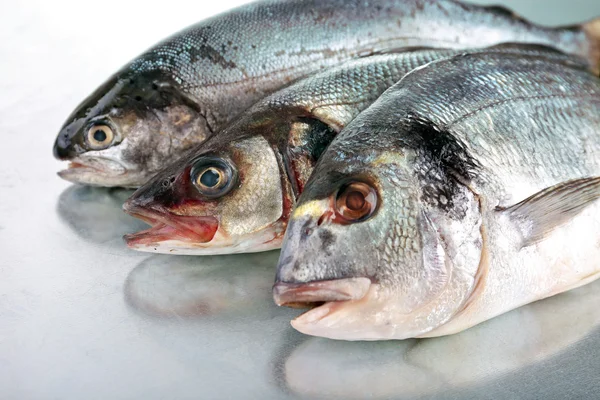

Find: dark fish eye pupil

[346,191,366,211]
[200,169,221,188]
[93,129,107,142]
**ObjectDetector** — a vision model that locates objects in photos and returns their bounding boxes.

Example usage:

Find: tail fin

[583,17,600,76]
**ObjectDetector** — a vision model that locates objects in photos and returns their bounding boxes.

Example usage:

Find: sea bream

[53,0,600,187]
[273,51,600,341]
[121,45,585,255]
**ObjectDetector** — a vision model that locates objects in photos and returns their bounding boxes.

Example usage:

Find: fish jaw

[278,282,454,341]
[273,278,372,308]
[286,283,404,341]
[123,202,287,255]
[125,223,286,255]
[123,206,219,248]
[57,156,143,188]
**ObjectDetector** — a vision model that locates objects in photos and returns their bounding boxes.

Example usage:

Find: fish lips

[275,278,403,341]
[273,277,372,308]
[57,156,128,185]
[123,202,219,247]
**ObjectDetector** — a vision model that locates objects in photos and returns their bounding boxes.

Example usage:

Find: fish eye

[191,157,237,198]
[87,124,114,150]
[334,182,378,223]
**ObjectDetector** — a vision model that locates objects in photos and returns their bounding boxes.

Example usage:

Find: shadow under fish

[280,278,600,399]
[56,185,148,247]
[124,250,288,318]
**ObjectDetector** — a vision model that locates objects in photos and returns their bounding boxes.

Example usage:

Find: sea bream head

[122,112,302,254]
[273,114,485,341]
[53,65,210,188]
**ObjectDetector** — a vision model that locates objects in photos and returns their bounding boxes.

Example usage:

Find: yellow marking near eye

[372,151,405,166]
[292,200,328,219]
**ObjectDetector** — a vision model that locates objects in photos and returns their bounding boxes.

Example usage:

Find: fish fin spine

[499,177,600,247]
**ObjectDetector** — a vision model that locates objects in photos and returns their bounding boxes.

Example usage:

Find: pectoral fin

[500,177,600,247]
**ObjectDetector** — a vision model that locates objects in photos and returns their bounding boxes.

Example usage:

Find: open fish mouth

[124,219,286,255]
[124,199,287,255]
[123,204,219,247]
[273,277,372,309]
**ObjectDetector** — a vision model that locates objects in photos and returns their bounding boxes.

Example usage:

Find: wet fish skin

[275,52,600,341]
[123,49,459,254]
[54,71,209,188]
[122,44,584,255]
[54,0,600,187]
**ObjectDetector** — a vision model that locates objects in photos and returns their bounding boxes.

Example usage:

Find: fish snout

[124,188,156,213]
[122,195,167,227]
[122,184,177,231]
[274,213,323,283]
[276,196,347,282]
[126,170,181,210]
[54,114,88,160]
[273,278,372,308]
[53,131,77,160]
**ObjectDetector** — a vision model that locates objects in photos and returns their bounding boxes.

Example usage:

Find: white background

[1,1,600,399]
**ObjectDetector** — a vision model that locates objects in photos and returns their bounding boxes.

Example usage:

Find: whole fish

[53,0,600,187]
[273,52,600,341]
[121,44,583,255]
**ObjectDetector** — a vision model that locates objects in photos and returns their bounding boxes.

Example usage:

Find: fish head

[274,132,484,340]
[54,69,210,187]
[123,133,293,254]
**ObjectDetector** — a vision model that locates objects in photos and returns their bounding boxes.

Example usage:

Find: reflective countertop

[2,0,600,398]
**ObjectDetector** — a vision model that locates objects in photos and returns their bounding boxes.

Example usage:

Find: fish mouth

[57,156,129,185]
[124,200,287,255]
[123,204,220,247]
[273,277,372,309]
[276,279,397,340]
[124,219,285,255]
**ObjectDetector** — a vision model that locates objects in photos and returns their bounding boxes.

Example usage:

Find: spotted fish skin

[54,0,600,187]
[275,51,600,341]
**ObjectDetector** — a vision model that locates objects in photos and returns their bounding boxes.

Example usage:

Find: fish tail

[583,17,600,76]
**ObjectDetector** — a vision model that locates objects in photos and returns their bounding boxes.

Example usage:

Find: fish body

[122,44,582,255]
[53,0,600,187]
[122,49,459,253]
[274,51,600,340]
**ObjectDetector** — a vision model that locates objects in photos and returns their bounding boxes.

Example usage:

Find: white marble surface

[1,0,600,399]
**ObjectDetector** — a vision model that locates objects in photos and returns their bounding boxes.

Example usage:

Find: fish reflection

[56,185,147,245]
[283,279,600,399]
[125,251,281,318]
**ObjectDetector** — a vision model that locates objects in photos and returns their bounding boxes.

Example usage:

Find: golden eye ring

[87,124,115,150]
[191,157,237,198]
[334,181,378,223]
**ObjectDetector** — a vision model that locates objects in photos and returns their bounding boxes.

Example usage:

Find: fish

[53,0,600,188]
[121,44,584,255]
[273,51,600,341]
